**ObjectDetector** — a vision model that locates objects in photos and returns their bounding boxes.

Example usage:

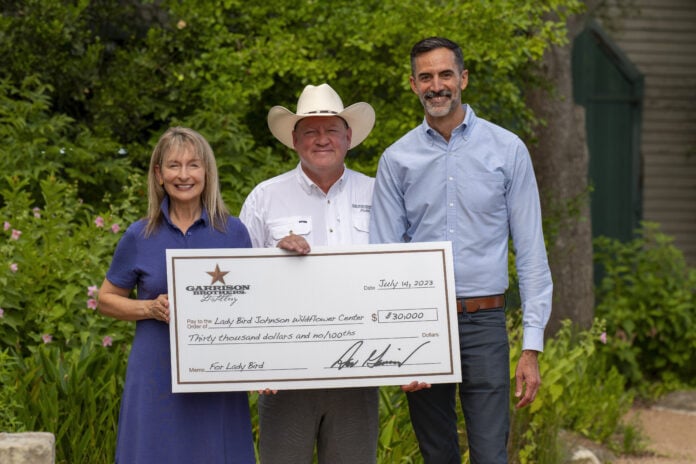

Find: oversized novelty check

[166,242,461,393]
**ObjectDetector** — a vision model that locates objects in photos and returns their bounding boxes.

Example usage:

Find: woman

[98,127,255,463]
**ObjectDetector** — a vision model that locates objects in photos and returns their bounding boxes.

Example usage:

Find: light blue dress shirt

[370,105,552,351]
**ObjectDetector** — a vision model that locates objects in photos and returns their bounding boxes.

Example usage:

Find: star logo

[206,264,229,285]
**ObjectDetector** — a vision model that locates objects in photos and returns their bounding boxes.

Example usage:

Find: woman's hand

[98,279,170,323]
[146,294,170,323]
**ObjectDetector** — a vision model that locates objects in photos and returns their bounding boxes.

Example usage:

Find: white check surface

[167,242,461,392]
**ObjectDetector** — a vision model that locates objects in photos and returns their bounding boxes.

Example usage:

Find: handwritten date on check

[167,242,461,393]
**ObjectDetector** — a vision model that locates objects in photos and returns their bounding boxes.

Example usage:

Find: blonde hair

[145,127,229,236]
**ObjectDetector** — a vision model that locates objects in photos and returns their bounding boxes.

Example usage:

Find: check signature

[330,340,431,370]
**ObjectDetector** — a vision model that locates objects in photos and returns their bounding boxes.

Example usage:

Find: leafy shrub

[508,318,633,463]
[10,341,128,464]
[0,77,138,208]
[594,222,696,392]
[0,348,25,432]
[0,0,110,121]
[377,387,422,463]
[0,174,142,354]
[0,172,139,461]
[1,0,585,217]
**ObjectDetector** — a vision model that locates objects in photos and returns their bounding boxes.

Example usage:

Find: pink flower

[94,216,104,227]
[599,332,607,344]
[33,207,41,218]
[42,334,53,344]
[111,223,121,233]
[11,229,21,240]
[87,298,98,310]
[87,285,98,297]
[102,335,113,347]
[3,221,9,231]
[0,308,4,318]
[10,263,18,272]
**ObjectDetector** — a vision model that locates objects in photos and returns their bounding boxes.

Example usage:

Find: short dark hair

[410,37,465,76]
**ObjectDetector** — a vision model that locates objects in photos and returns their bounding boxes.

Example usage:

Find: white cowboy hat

[267,83,375,149]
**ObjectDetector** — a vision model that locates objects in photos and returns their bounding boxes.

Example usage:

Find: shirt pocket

[462,174,506,214]
[350,210,370,244]
[267,216,312,247]
[352,210,370,234]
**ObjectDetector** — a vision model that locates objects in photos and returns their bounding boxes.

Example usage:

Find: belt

[456,294,506,313]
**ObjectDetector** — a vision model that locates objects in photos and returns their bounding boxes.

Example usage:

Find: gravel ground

[614,391,696,464]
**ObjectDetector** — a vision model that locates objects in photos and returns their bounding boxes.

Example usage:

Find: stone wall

[0,432,55,464]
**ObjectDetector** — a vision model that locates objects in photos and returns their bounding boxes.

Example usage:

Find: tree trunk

[527,13,595,336]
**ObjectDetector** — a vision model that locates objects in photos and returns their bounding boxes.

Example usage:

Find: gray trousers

[407,308,510,463]
[258,387,379,464]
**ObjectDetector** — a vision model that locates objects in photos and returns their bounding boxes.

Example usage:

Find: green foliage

[0,77,138,207]
[613,417,648,456]
[0,0,103,119]
[10,341,128,464]
[0,348,25,431]
[508,318,633,463]
[4,2,658,462]
[594,222,696,392]
[0,174,142,355]
[377,387,422,463]
[0,173,136,461]
[1,0,584,213]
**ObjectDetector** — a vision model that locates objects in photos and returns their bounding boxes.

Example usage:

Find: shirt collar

[459,104,475,136]
[160,195,209,228]
[422,104,474,140]
[294,162,347,196]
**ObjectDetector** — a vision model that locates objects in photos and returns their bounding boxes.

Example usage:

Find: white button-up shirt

[240,163,374,248]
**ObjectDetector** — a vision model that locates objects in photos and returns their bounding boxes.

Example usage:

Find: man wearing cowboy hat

[240,83,378,464]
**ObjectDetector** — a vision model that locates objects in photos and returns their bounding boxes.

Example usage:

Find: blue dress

[106,199,255,464]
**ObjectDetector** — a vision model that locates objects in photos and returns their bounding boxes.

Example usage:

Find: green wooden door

[572,21,643,243]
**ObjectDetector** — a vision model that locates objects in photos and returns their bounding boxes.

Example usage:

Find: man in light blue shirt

[370,37,553,463]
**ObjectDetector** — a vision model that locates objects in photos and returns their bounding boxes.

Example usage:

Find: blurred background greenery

[1,1,693,463]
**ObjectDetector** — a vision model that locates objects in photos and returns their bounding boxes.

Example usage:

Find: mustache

[424,89,452,99]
